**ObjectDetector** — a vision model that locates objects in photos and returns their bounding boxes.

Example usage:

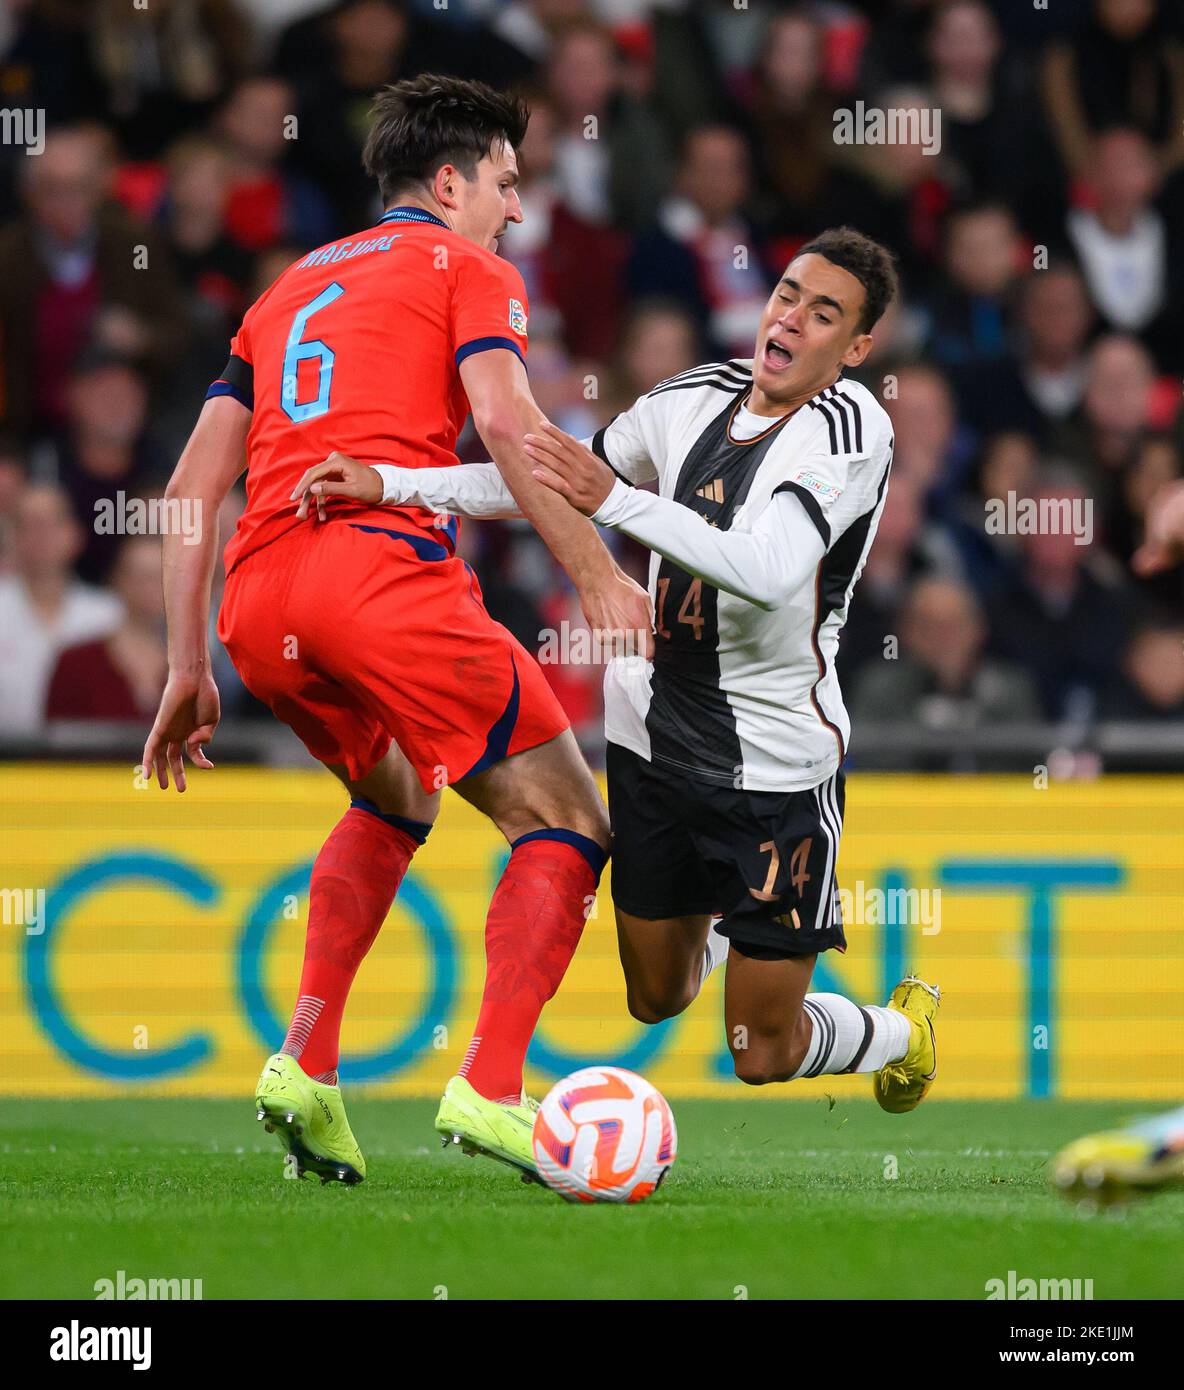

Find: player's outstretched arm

[141,395,249,792]
[460,349,653,653]
[527,421,826,610]
[289,452,524,520]
[374,461,523,518]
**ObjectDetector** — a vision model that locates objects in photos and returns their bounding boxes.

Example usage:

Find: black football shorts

[606,741,846,961]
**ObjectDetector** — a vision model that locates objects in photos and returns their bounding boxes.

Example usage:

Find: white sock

[790,994,911,1079]
[699,919,730,986]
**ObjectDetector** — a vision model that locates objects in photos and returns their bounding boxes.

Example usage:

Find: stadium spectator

[543,18,670,231]
[45,535,166,723]
[601,299,703,420]
[967,263,1094,442]
[742,9,838,221]
[280,0,426,229]
[500,90,628,361]
[89,0,249,159]
[0,481,121,736]
[945,430,1040,600]
[1010,264,1094,433]
[883,363,976,515]
[923,201,1023,416]
[52,349,168,586]
[850,575,1041,730]
[627,124,767,358]
[159,136,253,331]
[1052,333,1156,516]
[836,469,963,682]
[279,0,534,230]
[1065,127,1182,368]
[920,0,1066,240]
[627,0,739,140]
[829,84,954,291]
[153,135,256,456]
[0,0,103,218]
[216,76,335,254]
[0,125,186,439]
[747,23,933,268]
[1042,0,1184,179]
[1101,621,1184,720]
[988,472,1132,720]
[977,431,1041,512]
[925,1,1009,197]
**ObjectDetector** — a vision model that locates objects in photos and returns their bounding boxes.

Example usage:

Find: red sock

[280,800,427,1080]
[460,832,605,1103]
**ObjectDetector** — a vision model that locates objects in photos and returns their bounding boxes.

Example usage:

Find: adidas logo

[695,479,724,504]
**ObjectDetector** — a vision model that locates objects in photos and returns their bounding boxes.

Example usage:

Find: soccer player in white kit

[293,228,943,1112]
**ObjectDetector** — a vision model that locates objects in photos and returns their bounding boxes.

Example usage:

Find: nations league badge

[509,297,528,337]
[793,469,844,504]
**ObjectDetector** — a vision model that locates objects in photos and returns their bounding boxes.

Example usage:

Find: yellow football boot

[254,1053,366,1184]
[434,1075,541,1182]
[873,976,941,1114]
[1052,1107,1184,1203]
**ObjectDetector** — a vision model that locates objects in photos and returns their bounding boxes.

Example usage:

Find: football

[532,1065,678,1203]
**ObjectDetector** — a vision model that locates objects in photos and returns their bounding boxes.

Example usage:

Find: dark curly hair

[795,227,899,334]
[363,74,530,204]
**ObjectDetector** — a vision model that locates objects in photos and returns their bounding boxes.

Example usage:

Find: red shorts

[217,517,569,791]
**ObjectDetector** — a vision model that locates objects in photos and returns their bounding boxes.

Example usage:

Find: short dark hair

[793,227,899,334]
[363,74,530,205]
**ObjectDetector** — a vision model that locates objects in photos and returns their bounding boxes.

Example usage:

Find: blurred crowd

[1,0,1183,756]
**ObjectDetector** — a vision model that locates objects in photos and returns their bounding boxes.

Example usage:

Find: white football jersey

[593,359,894,792]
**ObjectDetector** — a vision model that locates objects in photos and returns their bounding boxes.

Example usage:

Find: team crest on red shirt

[509,298,528,336]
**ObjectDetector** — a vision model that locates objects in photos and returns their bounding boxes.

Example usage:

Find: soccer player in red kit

[141,76,651,1184]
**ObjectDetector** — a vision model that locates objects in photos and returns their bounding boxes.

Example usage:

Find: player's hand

[140,671,221,792]
[579,564,655,660]
[525,421,616,517]
[290,452,383,521]
[1133,480,1184,575]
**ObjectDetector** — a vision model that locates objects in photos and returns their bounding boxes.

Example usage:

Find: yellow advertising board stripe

[1,766,1181,1099]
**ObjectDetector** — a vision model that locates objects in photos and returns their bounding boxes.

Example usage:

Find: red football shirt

[210,208,530,575]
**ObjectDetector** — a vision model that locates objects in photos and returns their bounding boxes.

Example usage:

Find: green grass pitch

[2,1098,1180,1300]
